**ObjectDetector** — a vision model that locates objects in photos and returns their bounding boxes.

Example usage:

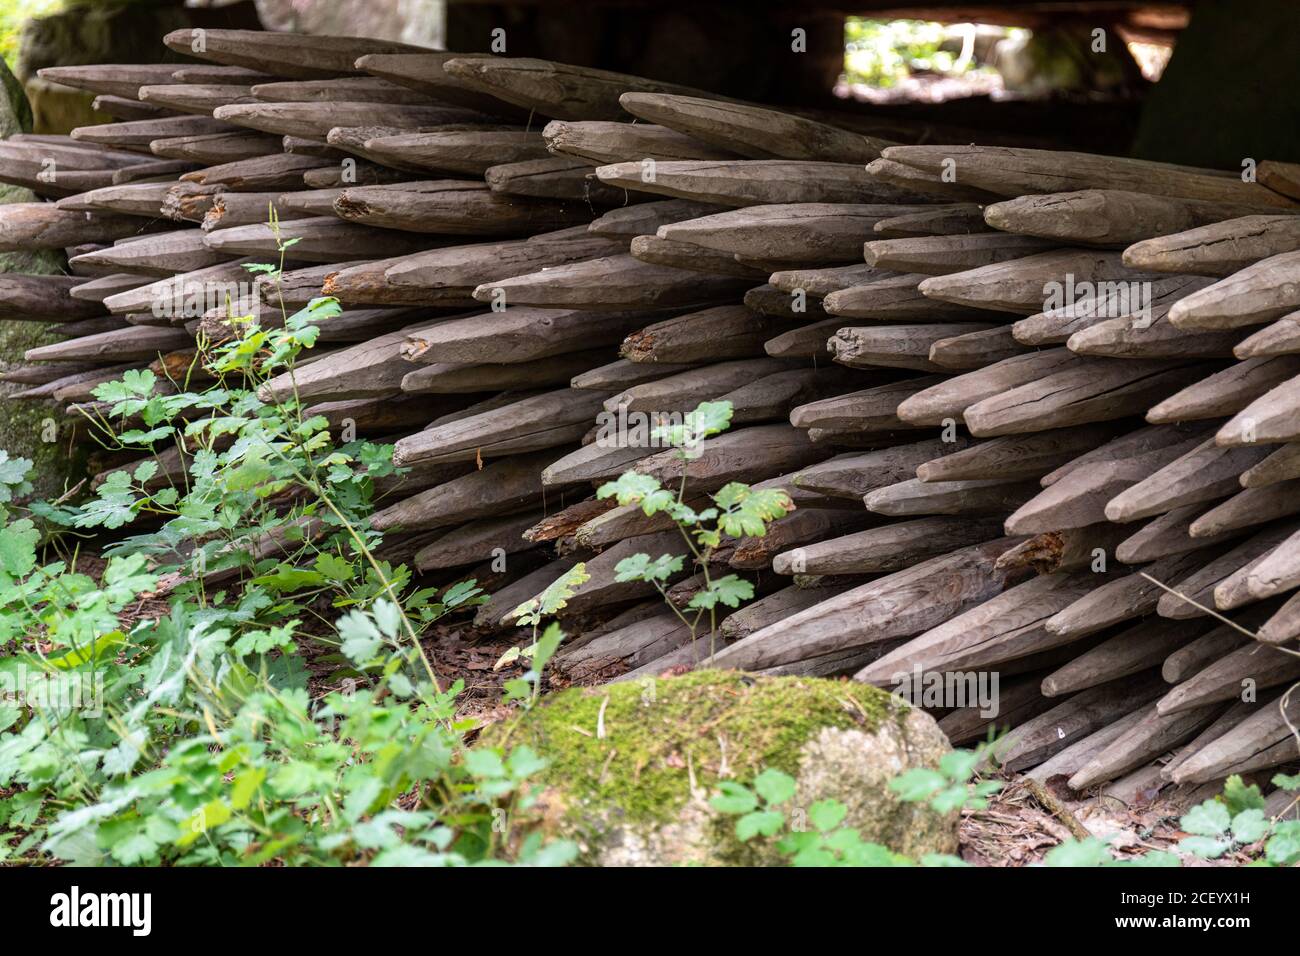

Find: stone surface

[484,669,957,866]
[0,54,77,499]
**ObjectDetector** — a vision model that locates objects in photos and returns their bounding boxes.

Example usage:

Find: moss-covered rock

[0,55,78,500]
[485,669,956,865]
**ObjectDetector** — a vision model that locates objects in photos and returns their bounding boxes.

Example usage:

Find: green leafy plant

[0,210,576,866]
[890,745,1003,814]
[594,400,792,661]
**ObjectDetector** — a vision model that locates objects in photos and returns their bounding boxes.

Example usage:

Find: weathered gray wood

[988,670,1168,772]
[58,181,182,218]
[371,449,563,533]
[773,516,1004,576]
[763,317,845,359]
[873,203,990,239]
[995,523,1131,575]
[1259,591,1300,644]
[767,262,888,298]
[401,350,609,393]
[633,424,826,491]
[383,230,624,308]
[730,507,879,571]
[1069,700,1226,790]
[91,94,174,122]
[964,358,1205,437]
[1148,356,1300,424]
[1190,480,1300,538]
[1012,275,1211,346]
[792,438,956,499]
[857,572,1110,687]
[824,273,1004,322]
[413,509,543,572]
[720,366,863,425]
[103,259,256,317]
[595,159,925,207]
[259,321,439,403]
[985,189,1291,247]
[392,388,611,466]
[1157,641,1300,715]
[864,476,1039,517]
[1066,309,1240,360]
[918,249,1164,315]
[863,157,1001,202]
[1168,250,1300,330]
[621,305,782,363]
[865,233,1057,276]
[364,130,549,175]
[895,347,1077,426]
[251,76,432,105]
[657,203,933,264]
[587,198,725,240]
[440,55,736,122]
[1235,310,1300,358]
[928,325,1029,369]
[71,115,233,149]
[484,156,640,205]
[569,358,699,391]
[24,325,191,363]
[471,254,750,310]
[1044,549,1215,638]
[149,130,282,164]
[1163,619,1254,683]
[942,673,1060,748]
[203,216,436,263]
[0,274,106,322]
[70,229,234,277]
[718,582,859,642]
[1042,617,1212,696]
[1105,437,1271,523]
[1160,524,1300,619]
[354,51,529,116]
[1168,692,1300,784]
[791,376,943,434]
[1124,215,1300,276]
[709,537,1025,672]
[540,440,653,487]
[212,101,489,140]
[1223,522,1300,605]
[543,120,732,165]
[629,234,768,279]
[38,63,197,99]
[1026,705,1152,783]
[137,82,257,114]
[1116,504,1236,563]
[402,305,650,365]
[618,93,892,164]
[0,203,159,252]
[917,423,1120,483]
[830,323,998,372]
[881,144,1296,208]
[164,28,432,79]
[1241,441,1300,487]
[181,153,330,191]
[1216,373,1300,446]
[603,358,806,416]
[334,180,591,236]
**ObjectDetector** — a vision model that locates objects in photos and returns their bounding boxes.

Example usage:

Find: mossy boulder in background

[485,670,957,865]
[0,54,78,500]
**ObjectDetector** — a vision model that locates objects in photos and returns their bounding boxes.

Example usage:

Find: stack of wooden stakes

[3,28,1299,816]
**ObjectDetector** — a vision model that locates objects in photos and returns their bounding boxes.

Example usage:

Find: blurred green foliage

[844,18,1014,88]
[0,0,63,71]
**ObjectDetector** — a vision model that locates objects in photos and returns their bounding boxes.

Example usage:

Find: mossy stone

[0,56,79,500]
[485,669,957,865]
